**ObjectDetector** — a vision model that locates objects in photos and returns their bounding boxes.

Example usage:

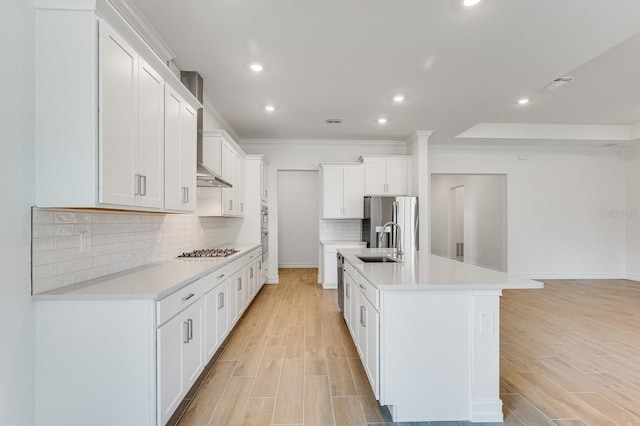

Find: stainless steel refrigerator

[362,196,419,251]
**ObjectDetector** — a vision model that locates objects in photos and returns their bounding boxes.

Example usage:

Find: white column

[405,131,433,252]
[469,290,503,422]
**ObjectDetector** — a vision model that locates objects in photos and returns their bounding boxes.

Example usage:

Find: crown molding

[202,95,241,142]
[107,0,176,63]
[239,138,405,146]
[457,122,631,141]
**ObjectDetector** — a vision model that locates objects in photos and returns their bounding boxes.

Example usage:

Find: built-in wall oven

[261,205,269,261]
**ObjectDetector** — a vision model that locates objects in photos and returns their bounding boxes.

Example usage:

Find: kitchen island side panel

[380,290,471,421]
[35,299,155,426]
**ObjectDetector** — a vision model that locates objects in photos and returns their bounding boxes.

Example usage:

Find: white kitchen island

[338,248,543,423]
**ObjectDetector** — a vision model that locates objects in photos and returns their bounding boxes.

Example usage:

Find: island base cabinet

[35,300,156,426]
[379,290,503,423]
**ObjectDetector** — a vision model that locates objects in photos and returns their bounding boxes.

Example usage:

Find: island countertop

[339,248,543,291]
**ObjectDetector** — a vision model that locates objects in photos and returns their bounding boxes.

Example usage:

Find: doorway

[431,174,508,272]
[449,186,465,261]
[277,170,319,267]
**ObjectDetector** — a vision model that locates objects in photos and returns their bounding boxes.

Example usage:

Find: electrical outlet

[480,313,494,335]
[80,231,91,253]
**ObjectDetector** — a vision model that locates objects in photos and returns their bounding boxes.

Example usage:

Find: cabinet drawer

[344,261,357,282]
[356,272,379,310]
[157,278,205,326]
[205,266,228,293]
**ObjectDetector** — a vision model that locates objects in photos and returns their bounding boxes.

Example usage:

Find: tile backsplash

[31,208,229,294]
[319,219,362,241]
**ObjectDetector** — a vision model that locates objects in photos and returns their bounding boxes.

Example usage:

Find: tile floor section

[173,268,519,425]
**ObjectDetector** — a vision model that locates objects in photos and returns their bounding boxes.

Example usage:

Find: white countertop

[339,248,543,291]
[33,243,261,301]
[320,240,367,245]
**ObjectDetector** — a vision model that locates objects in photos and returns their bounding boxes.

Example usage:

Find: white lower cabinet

[343,266,380,400]
[157,284,205,425]
[35,247,265,426]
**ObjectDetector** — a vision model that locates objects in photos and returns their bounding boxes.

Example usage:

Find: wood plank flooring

[175,271,640,425]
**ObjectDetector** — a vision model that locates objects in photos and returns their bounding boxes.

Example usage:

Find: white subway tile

[75,224,90,235]
[32,273,74,294]
[54,258,92,275]
[32,249,75,266]
[54,211,77,223]
[55,236,81,249]
[32,264,54,280]
[32,224,75,238]
[90,224,107,235]
[32,238,54,252]
[32,209,54,224]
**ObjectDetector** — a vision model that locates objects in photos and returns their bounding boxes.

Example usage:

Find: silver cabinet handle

[218,292,224,309]
[140,175,147,196]
[217,273,225,279]
[187,318,193,340]
[237,277,242,291]
[358,283,365,290]
[229,200,233,211]
[135,174,141,195]
[258,261,262,270]
[360,306,366,326]
[183,321,190,343]
[240,202,244,212]
[181,186,189,203]
[249,267,254,279]
[346,282,350,298]
[182,293,195,301]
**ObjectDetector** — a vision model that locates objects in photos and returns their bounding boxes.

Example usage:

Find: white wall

[240,140,406,282]
[430,147,626,278]
[0,0,35,423]
[431,174,507,271]
[626,146,640,281]
[277,171,319,267]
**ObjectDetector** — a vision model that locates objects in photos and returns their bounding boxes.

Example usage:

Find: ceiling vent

[553,76,574,83]
[544,76,574,91]
[325,118,343,124]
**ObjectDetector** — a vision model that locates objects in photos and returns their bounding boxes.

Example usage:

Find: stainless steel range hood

[180,71,232,189]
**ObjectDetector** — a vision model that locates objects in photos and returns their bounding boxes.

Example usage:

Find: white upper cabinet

[202,133,222,177]
[360,156,412,196]
[320,164,364,219]
[34,2,201,212]
[164,88,197,212]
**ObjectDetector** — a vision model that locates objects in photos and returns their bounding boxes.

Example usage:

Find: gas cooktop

[177,248,240,258]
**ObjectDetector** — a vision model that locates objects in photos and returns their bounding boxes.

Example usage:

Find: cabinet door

[99,24,137,206]
[349,281,359,343]
[343,275,352,330]
[216,281,230,344]
[385,157,409,195]
[364,297,380,398]
[183,300,204,389]
[342,166,364,218]
[228,270,240,325]
[204,290,218,361]
[180,104,197,211]
[357,295,367,362]
[222,143,235,215]
[157,311,185,425]
[202,135,222,177]
[235,154,245,216]
[164,89,183,210]
[235,272,245,319]
[363,158,387,195]
[164,89,196,212]
[137,59,164,209]
[321,166,343,218]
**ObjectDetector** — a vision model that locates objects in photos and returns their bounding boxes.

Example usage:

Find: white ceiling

[127,0,640,145]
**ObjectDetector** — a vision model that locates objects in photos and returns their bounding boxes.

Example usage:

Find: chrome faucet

[378,221,403,258]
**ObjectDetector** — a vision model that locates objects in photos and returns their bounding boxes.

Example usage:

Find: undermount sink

[356,255,401,263]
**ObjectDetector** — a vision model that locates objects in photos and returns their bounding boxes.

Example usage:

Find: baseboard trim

[267,274,279,284]
[470,399,503,423]
[626,274,640,282]
[277,263,319,268]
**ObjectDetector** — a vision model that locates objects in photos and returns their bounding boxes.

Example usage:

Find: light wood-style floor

[175,271,640,425]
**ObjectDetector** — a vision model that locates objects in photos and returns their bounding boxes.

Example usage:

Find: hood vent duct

[180,71,232,189]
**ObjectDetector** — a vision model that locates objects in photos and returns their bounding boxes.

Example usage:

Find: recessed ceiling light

[377,118,387,124]
[264,105,275,112]
[517,98,530,105]
[250,63,263,72]
[463,0,481,7]
[393,95,405,103]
